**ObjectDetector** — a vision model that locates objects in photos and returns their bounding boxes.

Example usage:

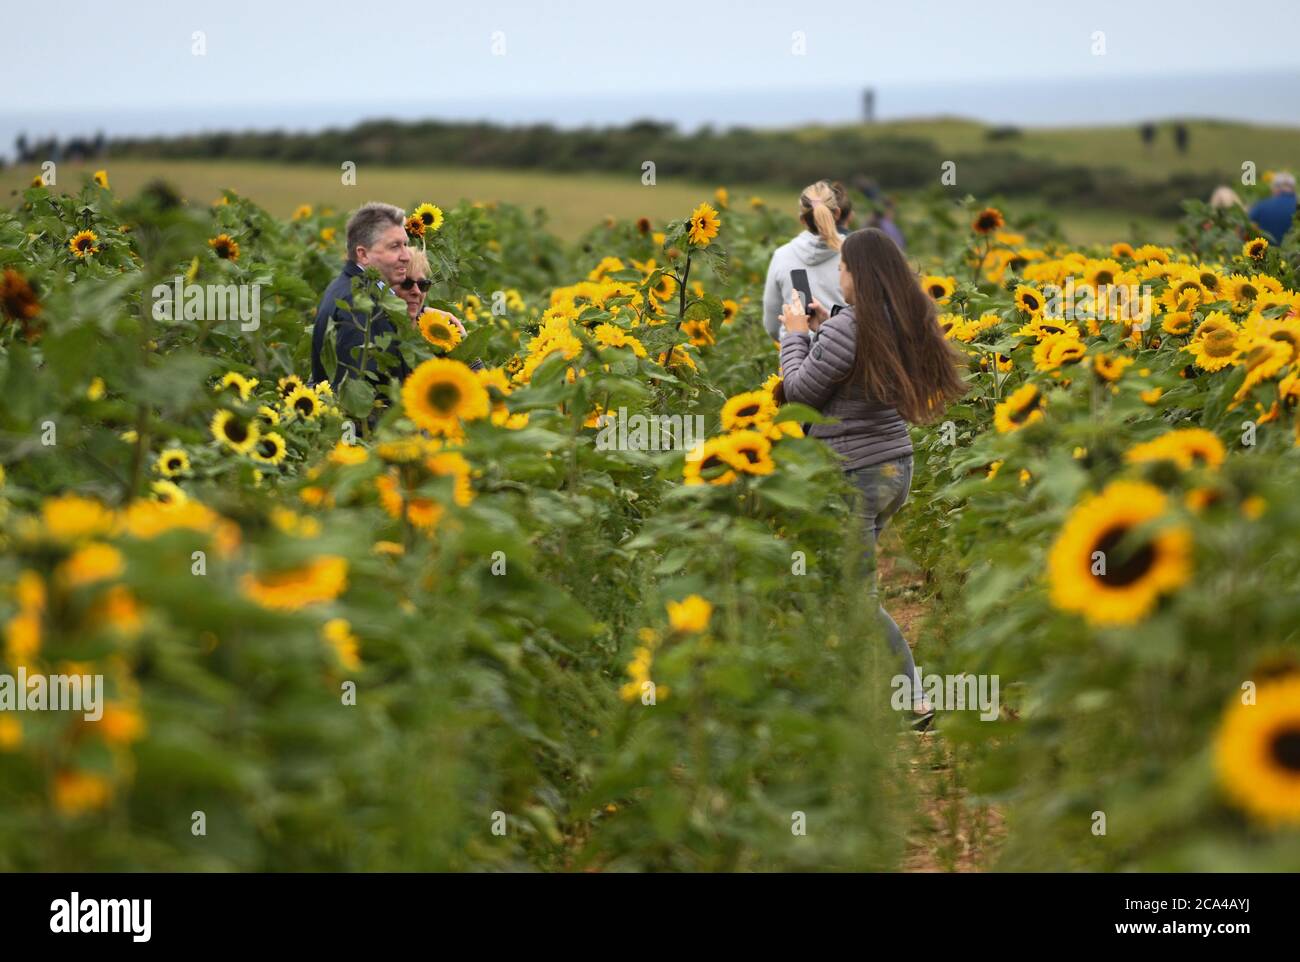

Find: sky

[3,0,1298,154]
[7,0,1298,111]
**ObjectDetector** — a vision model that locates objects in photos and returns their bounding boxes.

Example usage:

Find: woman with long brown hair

[778,227,968,727]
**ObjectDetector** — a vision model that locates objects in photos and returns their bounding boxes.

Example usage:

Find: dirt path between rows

[877,552,1005,872]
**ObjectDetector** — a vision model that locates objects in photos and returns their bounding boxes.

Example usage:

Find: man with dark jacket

[310,202,413,391]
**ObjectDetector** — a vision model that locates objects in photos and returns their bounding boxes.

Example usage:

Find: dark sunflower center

[258,439,277,457]
[225,419,248,443]
[1270,729,1300,773]
[1096,271,1114,286]
[167,458,182,471]
[736,404,760,418]
[294,396,315,415]
[1200,274,1218,290]
[1092,525,1157,587]
[428,382,461,413]
[737,446,760,464]
[1024,294,1041,310]
[929,285,945,297]
[1240,285,1257,300]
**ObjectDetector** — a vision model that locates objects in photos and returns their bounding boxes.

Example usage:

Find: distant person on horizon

[1174,123,1189,155]
[1248,171,1297,244]
[762,180,853,342]
[857,180,906,252]
[1140,122,1156,150]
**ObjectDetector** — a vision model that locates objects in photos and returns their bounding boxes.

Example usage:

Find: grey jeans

[844,455,923,709]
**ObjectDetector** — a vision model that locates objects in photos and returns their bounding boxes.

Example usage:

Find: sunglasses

[399,278,432,292]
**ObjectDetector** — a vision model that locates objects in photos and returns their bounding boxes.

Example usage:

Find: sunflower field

[1,171,1298,871]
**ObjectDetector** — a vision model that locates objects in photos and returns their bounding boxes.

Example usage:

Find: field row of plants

[0,170,1297,870]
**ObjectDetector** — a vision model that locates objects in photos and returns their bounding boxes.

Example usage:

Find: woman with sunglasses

[399,248,484,370]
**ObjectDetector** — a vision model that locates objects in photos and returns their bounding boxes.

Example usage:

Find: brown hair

[799,181,852,251]
[840,228,968,424]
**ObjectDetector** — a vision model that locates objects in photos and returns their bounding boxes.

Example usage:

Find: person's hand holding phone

[782,291,811,333]
[806,298,829,331]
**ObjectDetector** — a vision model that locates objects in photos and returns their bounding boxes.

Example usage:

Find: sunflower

[922,275,956,303]
[1125,427,1226,471]
[721,390,778,431]
[1091,352,1133,382]
[375,472,443,529]
[155,448,190,477]
[1184,311,1242,372]
[251,432,288,465]
[402,358,490,434]
[993,383,1045,433]
[149,480,187,505]
[1161,311,1194,336]
[1232,336,1292,401]
[593,323,647,357]
[682,436,745,486]
[972,207,1004,235]
[424,449,475,506]
[1133,244,1169,264]
[69,230,99,259]
[418,309,462,352]
[1215,676,1300,826]
[1084,258,1124,289]
[687,202,721,247]
[241,555,348,611]
[979,352,1014,373]
[284,385,323,420]
[658,345,697,371]
[721,298,740,324]
[667,594,712,633]
[277,374,305,399]
[1015,317,1079,342]
[412,203,444,232]
[1013,285,1045,315]
[215,371,258,401]
[1251,317,1300,363]
[211,410,259,454]
[0,268,41,323]
[292,204,313,221]
[208,234,240,261]
[404,214,425,240]
[681,318,715,347]
[1032,334,1086,372]
[1244,237,1269,261]
[720,430,775,475]
[1047,480,1192,626]
[255,404,281,429]
[1111,242,1136,260]
[649,270,677,305]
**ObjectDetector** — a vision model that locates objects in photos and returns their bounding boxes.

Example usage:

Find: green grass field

[1,156,1180,248]
[816,118,1300,182]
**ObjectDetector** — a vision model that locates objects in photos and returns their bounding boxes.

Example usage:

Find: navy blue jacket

[1248,192,1297,244]
[310,261,412,388]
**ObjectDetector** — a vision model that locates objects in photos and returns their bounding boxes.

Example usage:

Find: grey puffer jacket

[779,307,913,471]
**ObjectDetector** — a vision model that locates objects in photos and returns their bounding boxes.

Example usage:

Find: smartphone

[789,269,814,317]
